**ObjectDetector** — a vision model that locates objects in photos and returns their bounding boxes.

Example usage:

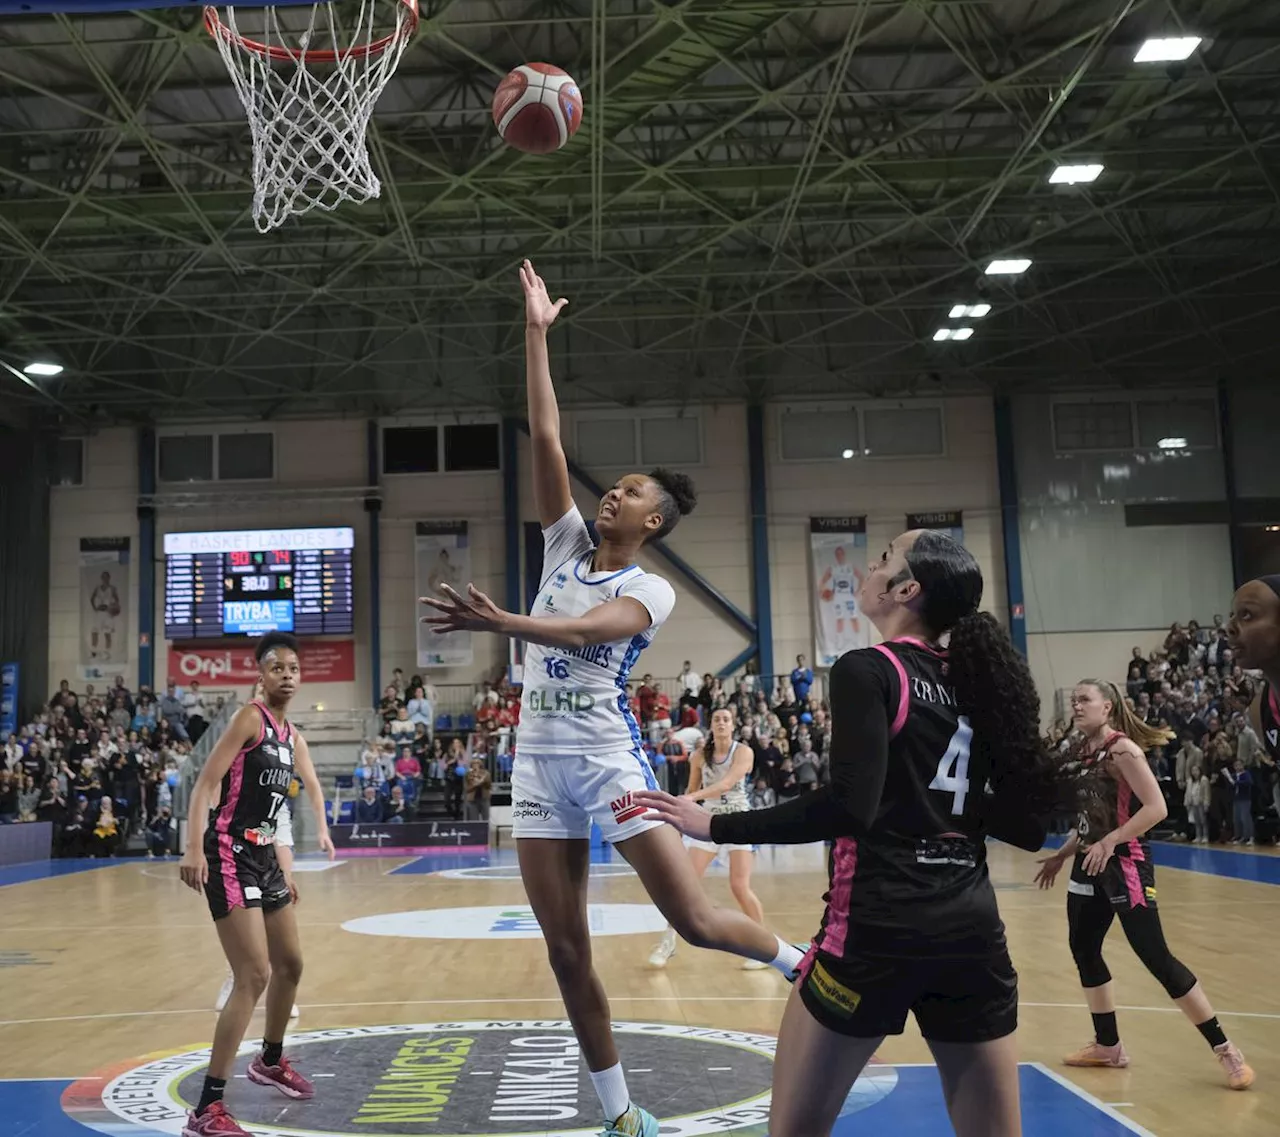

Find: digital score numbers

[163,527,354,639]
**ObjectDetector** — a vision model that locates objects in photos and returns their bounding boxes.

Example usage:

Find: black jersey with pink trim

[1262,683,1280,762]
[814,640,1004,961]
[207,700,296,844]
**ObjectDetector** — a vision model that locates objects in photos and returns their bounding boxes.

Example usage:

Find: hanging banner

[80,537,131,679]
[907,511,964,544]
[810,517,870,668]
[168,640,355,685]
[0,662,19,737]
[415,521,473,668]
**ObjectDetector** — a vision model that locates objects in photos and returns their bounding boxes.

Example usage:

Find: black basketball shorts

[203,830,291,921]
[796,946,1019,1043]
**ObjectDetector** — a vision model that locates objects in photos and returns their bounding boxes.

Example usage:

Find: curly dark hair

[255,631,299,664]
[646,467,697,542]
[905,531,1066,837]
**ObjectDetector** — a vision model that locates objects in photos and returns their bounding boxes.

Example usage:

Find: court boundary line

[1028,1063,1158,1137]
[3,997,1280,1029]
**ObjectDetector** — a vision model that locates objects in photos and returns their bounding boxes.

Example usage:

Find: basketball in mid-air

[492,63,583,155]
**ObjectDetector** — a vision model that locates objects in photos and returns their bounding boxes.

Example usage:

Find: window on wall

[1135,398,1218,450]
[157,430,274,483]
[217,432,274,480]
[779,408,859,461]
[382,421,500,474]
[862,406,945,458]
[1052,401,1134,452]
[49,437,83,486]
[574,413,702,468]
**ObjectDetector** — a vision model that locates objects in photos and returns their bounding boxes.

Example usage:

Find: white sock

[768,937,805,977]
[589,1063,631,1122]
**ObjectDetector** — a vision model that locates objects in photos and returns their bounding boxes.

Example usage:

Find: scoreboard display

[163,527,354,640]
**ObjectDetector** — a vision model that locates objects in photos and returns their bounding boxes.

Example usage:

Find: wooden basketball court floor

[1,840,1276,1137]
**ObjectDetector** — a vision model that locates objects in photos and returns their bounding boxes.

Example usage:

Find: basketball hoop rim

[203,0,418,63]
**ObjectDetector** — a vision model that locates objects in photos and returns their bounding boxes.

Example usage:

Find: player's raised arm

[521,259,573,529]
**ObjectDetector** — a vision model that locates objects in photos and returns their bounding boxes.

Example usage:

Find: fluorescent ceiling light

[1157,437,1188,450]
[841,448,855,460]
[1049,163,1104,185]
[933,327,974,342]
[985,258,1031,276]
[1134,36,1201,63]
[949,303,992,319]
[23,361,63,377]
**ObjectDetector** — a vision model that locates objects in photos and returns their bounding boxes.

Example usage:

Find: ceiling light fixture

[949,303,992,319]
[841,448,855,460]
[1134,36,1201,63]
[1157,437,1188,450]
[23,361,63,377]
[1049,163,1104,185]
[933,327,974,342]
[985,258,1032,276]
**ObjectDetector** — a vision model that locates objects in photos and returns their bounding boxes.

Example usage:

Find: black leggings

[1067,890,1197,999]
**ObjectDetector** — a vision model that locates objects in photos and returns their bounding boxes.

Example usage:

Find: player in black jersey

[1228,575,1280,806]
[179,633,334,1137]
[1034,680,1252,1090]
[637,530,1059,1137]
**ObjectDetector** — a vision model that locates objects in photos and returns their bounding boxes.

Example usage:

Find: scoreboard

[163,527,354,640]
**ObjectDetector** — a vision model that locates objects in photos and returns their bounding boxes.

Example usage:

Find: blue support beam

[1216,380,1244,587]
[746,403,774,682]
[514,420,756,640]
[136,427,156,689]
[365,421,382,707]
[502,419,522,614]
[993,395,1027,656]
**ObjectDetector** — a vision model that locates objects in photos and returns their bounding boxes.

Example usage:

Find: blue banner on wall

[0,662,18,737]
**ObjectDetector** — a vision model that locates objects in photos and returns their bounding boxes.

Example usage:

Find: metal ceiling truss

[0,0,1277,424]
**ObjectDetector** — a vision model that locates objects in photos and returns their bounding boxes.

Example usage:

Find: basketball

[492,63,583,155]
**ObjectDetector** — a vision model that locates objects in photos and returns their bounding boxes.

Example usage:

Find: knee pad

[1149,956,1197,1000]
[1073,955,1112,989]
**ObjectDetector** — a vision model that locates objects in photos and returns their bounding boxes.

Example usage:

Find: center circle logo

[341,905,666,940]
[73,1021,899,1136]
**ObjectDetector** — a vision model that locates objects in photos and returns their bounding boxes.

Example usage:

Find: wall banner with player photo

[810,517,870,668]
[415,521,472,669]
[80,537,130,678]
[906,511,964,544]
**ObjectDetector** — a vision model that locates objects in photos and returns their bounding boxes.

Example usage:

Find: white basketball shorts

[686,835,754,855]
[512,749,663,842]
[275,804,294,848]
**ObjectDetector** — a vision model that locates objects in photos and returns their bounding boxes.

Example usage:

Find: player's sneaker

[740,957,769,970]
[247,1054,315,1099]
[1213,1042,1254,1090]
[601,1103,659,1137]
[214,974,234,1012]
[182,1102,252,1137]
[647,930,676,969]
[290,1002,300,1019]
[1063,1040,1129,1068]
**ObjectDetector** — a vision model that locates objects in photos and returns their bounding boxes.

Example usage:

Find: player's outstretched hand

[632,789,713,842]
[1033,851,1066,890]
[420,583,510,636]
[520,259,568,330]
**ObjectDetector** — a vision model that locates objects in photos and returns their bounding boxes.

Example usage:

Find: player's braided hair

[905,531,1063,819]
[647,467,697,542]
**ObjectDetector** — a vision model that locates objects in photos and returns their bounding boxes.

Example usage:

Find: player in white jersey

[819,545,862,639]
[647,707,768,970]
[420,260,807,1137]
[89,571,120,660]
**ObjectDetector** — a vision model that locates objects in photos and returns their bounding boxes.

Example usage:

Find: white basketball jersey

[830,564,857,604]
[699,740,750,815]
[518,507,676,757]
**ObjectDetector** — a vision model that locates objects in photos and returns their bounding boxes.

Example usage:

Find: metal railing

[173,696,241,821]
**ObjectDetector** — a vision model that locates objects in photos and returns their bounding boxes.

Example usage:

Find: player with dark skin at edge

[180,636,335,1137]
[420,260,806,1137]
[1227,575,1280,760]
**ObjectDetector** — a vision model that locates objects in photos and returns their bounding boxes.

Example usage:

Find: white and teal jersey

[518,507,676,757]
[699,740,751,815]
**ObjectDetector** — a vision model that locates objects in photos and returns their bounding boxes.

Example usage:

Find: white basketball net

[206,1,416,233]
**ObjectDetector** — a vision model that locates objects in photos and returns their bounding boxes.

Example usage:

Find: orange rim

[203,0,418,63]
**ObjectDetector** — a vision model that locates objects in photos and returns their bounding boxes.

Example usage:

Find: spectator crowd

[0,674,216,857]
[1044,617,1279,846]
